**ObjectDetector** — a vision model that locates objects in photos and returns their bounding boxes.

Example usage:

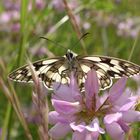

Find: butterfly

[8,49,140,90]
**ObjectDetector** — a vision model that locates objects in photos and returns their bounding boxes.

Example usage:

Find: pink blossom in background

[29,47,48,57]
[132,75,140,85]
[117,18,140,38]
[3,0,20,11]
[51,0,79,12]
[0,0,46,32]
[48,70,140,140]
[35,0,46,10]
[114,0,121,4]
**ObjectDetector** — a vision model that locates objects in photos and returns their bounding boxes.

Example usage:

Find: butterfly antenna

[39,36,67,51]
[71,33,90,51]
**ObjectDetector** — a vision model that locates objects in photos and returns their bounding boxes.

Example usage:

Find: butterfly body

[8,50,140,90]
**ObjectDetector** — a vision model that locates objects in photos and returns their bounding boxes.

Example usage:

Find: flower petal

[114,88,131,106]
[49,111,68,124]
[72,126,99,140]
[105,122,125,140]
[53,83,75,102]
[52,99,81,115]
[108,77,127,103]
[49,111,60,124]
[70,122,86,132]
[85,70,100,109]
[49,122,71,139]
[104,113,122,124]
[87,131,99,140]
[86,118,105,134]
[69,72,82,101]
[122,110,140,123]
[72,131,85,140]
[119,99,136,111]
[118,119,129,132]
[85,70,99,96]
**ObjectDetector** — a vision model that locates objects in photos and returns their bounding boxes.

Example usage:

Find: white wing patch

[84,56,101,61]
[42,59,59,65]
[80,64,90,73]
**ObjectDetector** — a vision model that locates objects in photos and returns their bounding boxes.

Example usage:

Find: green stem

[17,0,28,66]
[101,27,109,55]
[128,35,139,61]
[1,103,12,140]
[100,134,107,140]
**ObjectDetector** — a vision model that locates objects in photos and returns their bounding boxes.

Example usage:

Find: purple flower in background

[129,75,140,111]
[28,0,46,11]
[117,18,140,38]
[3,0,20,11]
[0,0,46,32]
[29,46,48,57]
[11,23,20,32]
[36,0,45,10]
[132,75,140,86]
[0,11,19,24]
[0,11,20,33]
[94,11,115,27]
[114,0,121,4]
[0,0,20,32]
[48,70,140,140]
[51,0,78,12]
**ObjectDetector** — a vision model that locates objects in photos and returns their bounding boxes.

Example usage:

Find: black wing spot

[24,75,32,82]
[119,62,128,69]
[107,70,121,77]
[33,62,45,71]
[100,58,114,67]
[20,68,28,74]
[38,73,49,81]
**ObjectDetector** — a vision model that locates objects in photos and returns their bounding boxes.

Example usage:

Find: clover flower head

[49,70,140,140]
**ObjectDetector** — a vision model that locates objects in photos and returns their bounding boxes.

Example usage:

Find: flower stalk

[28,60,49,140]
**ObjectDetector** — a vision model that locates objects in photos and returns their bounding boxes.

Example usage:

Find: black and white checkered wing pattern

[8,57,70,89]
[77,55,140,90]
[8,53,140,91]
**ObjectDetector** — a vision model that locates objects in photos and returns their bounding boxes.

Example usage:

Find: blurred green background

[0,0,140,139]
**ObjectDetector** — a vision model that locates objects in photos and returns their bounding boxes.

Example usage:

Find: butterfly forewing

[8,57,69,89]
[77,55,140,90]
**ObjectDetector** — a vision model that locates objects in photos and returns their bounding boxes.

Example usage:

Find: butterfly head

[66,49,77,62]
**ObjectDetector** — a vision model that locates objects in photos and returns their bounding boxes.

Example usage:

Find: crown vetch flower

[49,70,140,140]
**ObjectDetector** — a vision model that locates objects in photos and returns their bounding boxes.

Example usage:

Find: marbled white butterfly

[8,49,140,90]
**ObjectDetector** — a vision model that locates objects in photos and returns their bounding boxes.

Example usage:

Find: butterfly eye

[69,52,73,58]
[66,52,73,61]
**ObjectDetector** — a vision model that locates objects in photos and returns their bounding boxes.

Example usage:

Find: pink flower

[49,70,140,140]
[0,0,46,32]
[117,18,140,38]
[51,0,79,12]
[35,0,45,10]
